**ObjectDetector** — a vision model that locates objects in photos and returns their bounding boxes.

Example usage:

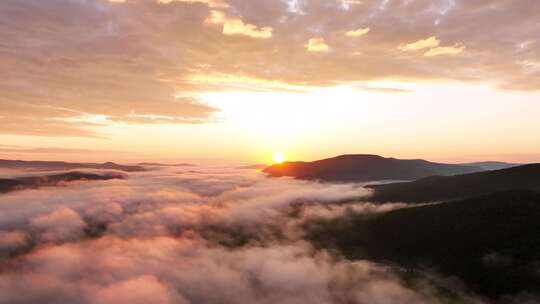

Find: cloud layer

[1,0,540,136]
[0,165,482,303]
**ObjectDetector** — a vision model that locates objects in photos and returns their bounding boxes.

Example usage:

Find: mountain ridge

[368,163,540,203]
[0,171,125,194]
[263,154,484,182]
[0,159,145,172]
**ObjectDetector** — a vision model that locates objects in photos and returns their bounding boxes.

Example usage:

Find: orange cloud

[110,0,229,7]
[399,36,465,57]
[206,10,272,39]
[398,36,440,51]
[424,43,465,57]
[158,0,228,8]
[306,38,330,52]
[345,27,370,38]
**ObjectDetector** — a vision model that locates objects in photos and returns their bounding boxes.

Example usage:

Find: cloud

[518,60,540,74]
[0,145,125,155]
[0,231,26,251]
[305,38,330,52]
[398,36,465,57]
[353,85,412,93]
[0,165,498,303]
[110,0,228,7]
[184,72,308,93]
[424,44,466,57]
[0,0,220,137]
[92,275,189,304]
[0,117,104,138]
[2,0,540,139]
[206,10,273,39]
[0,236,449,304]
[30,208,87,243]
[159,0,228,8]
[299,202,408,222]
[398,36,440,51]
[345,27,370,38]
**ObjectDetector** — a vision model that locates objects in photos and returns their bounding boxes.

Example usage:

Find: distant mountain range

[0,159,146,172]
[0,171,125,194]
[368,164,540,203]
[460,161,519,171]
[263,154,492,182]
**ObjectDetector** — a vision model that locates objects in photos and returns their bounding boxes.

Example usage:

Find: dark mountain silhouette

[461,161,519,171]
[368,164,540,203]
[263,154,482,182]
[0,171,125,194]
[308,190,540,300]
[0,159,145,172]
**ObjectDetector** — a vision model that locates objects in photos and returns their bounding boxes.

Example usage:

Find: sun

[272,151,286,164]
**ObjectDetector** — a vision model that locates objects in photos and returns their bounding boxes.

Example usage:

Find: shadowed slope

[368,164,540,203]
[308,190,540,299]
[0,159,145,172]
[0,171,125,194]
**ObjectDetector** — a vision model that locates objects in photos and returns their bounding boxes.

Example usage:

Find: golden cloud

[306,37,330,52]
[206,10,272,39]
[110,0,229,7]
[345,27,370,38]
[398,36,440,51]
[185,72,308,92]
[424,43,465,57]
[158,0,229,7]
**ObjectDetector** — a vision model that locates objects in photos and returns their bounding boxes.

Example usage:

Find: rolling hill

[263,154,483,182]
[308,190,540,299]
[0,171,125,194]
[0,159,145,172]
[368,163,540,203]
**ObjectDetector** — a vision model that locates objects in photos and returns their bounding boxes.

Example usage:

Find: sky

[1,0,540,164]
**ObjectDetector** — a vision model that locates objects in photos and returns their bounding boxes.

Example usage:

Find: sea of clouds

[0,164,487,304]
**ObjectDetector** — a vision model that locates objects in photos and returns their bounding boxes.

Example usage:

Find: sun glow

[272,151,286,164]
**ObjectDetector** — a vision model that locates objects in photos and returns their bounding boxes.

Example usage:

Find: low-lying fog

[0,164,488,304]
